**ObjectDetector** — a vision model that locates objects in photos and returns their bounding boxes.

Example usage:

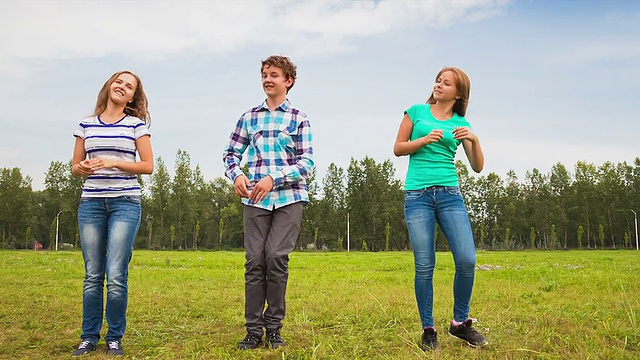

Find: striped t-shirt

[74,115,151,198]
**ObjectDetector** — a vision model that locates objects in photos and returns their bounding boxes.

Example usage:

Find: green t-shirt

[404,104,471,190]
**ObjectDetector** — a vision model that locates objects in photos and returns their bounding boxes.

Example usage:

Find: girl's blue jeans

[77,195,141,343]
[404,186,476,328]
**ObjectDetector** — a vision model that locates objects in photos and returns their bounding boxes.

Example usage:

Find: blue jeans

[77,196,141,343]
[404,186,476,328]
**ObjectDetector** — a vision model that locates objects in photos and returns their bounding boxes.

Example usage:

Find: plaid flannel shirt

[223,99,315,210]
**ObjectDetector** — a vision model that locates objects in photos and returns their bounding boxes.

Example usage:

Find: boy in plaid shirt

[223,55,314,350]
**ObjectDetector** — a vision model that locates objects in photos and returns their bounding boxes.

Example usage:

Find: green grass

[1,250,639,359]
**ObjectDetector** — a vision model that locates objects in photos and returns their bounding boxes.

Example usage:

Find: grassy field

[0,249,639,359]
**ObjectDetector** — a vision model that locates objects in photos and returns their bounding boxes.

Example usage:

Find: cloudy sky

[1,0,639,191]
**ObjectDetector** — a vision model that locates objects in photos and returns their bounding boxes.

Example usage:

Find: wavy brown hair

[92,71,150,125]
[261,55,297,93]
[427,67,471,117]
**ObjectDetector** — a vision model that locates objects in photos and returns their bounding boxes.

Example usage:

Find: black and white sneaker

[106,340,124,356]
[448,319,488,347]
[237,333,263,350]
[71,340,97,357]
[265,328,285,349]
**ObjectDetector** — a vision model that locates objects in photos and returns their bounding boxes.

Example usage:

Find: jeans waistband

[407,186,459,191]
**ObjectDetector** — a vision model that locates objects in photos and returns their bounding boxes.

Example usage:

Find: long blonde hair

[426,67,471,117]
[92,71,151,125]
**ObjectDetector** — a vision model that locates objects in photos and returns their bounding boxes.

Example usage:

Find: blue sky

[1,0,639,190]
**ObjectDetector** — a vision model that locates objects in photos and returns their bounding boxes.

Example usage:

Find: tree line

[1,150,639,251]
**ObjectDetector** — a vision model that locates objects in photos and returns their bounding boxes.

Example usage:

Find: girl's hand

[76,160,94,176]
[87,158,117,171]
[420,129,444,145]
[453,127,478,142]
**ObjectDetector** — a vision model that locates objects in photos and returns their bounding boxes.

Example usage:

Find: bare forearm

[465,139,484,173]
[394,138,427,156]
[72,162,90,177]
[112,160,154,175]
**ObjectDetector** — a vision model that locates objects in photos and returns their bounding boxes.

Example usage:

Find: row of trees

[1,151,639,251]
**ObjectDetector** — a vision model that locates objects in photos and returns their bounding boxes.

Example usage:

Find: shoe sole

[265,342,284,350]
[71,348,97,357]
[448,332,488,348]
[71,352,96,357]
[238,345,262,350]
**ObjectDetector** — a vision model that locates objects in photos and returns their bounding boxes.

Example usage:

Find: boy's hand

[249,176,274,203]
[234,175,251,198]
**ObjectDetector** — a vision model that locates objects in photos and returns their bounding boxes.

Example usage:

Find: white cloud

[0,0,511,77]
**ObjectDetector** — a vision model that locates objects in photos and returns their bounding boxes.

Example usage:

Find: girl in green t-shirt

[393,67,488,351]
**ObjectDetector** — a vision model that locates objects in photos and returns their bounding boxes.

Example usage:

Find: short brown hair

[261,55,297,93]
[427,67,471,117]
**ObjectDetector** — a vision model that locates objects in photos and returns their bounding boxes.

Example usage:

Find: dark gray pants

[243,202,303,336]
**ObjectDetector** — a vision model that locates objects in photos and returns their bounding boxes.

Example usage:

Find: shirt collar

[258,98,291,112]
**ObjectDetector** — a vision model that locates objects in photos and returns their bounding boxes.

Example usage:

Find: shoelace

[108,341,120,349]
[79,341,92,349]
[245,335,260,342]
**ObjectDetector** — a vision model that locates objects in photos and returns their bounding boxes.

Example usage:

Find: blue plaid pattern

[223,99,315,210]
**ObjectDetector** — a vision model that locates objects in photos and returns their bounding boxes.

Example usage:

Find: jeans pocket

[405,190,424,202]
[445,187,462,196]
[123,195,142,204]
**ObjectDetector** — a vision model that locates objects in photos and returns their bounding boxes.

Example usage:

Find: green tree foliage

[319,163,346,250]
[574,162,598,248]
[213,178,243,249]
[218,218,224,250]
[475,172,504,246]
[0,168,33,248]
[170,149,195,250]
[25,226,32,250]
[502,170,525,248]
[5,154,640,251]
[577,225,584,249]
[299,169,319,249]
[598,224,605,249]
[148,157,171,249]
[504,227,510,249]
[624,231,630,249]
[530,227,536,249]
[525,169,551,249]
[385,222,391,251]
[346,157,405,252]
[550,163,571,248]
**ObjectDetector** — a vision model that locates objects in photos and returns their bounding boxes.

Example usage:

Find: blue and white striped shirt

[74,115,150,197]
[223,99,315,210]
